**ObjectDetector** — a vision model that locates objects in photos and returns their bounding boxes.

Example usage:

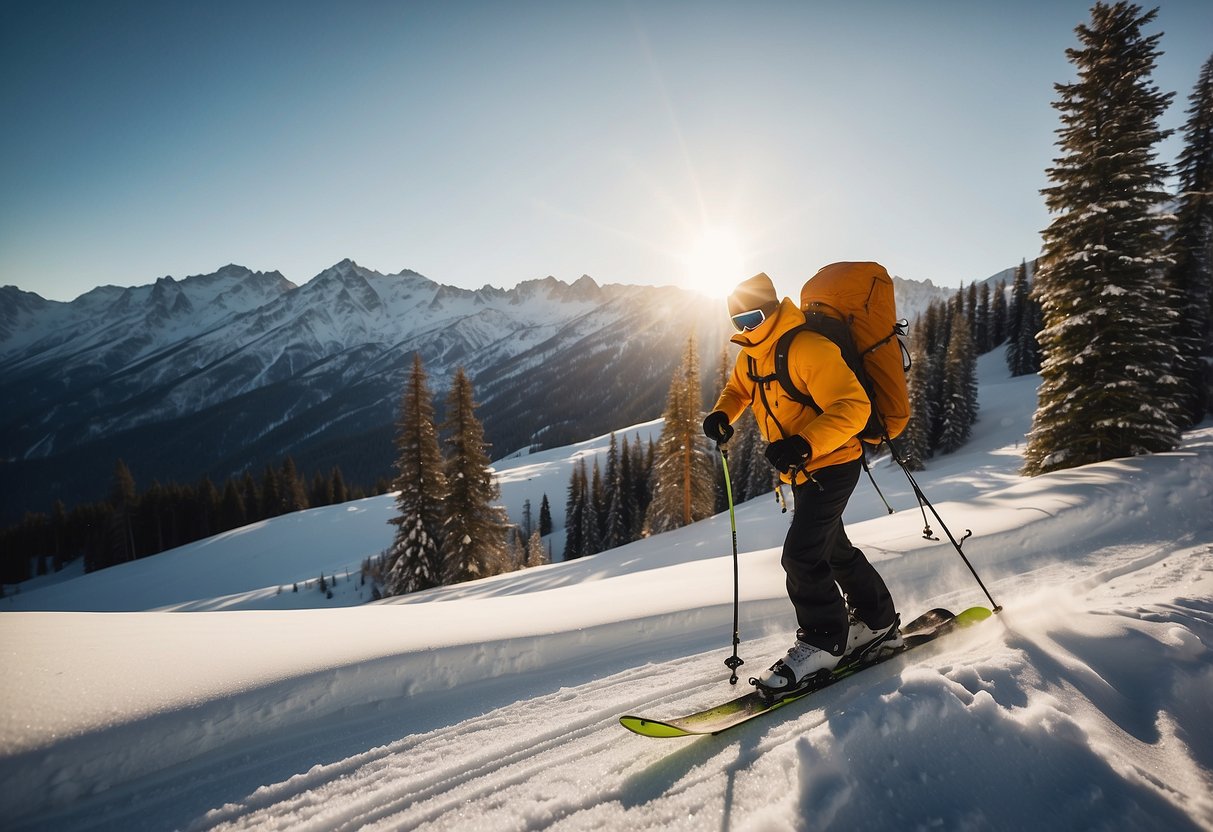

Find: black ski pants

[782,457,896,654]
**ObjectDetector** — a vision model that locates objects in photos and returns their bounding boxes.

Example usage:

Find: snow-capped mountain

[0,261,960,523]
[0,262,728,521]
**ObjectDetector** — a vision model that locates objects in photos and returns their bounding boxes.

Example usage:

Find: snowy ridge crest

[0,260,977,521]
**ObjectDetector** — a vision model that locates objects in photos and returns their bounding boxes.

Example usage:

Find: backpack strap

[778,313,890,445]
[772,325,821,413]
[747,354,791,440]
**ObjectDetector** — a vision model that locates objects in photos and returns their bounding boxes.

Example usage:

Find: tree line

[559,337,754,560]
[900,265,1044,468]
[0,457,384,589]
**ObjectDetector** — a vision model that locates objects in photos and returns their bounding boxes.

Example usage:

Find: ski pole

[893,453,1002,613]
[719,444,745,684]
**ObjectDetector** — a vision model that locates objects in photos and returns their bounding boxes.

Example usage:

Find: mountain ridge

[0,261,966,523]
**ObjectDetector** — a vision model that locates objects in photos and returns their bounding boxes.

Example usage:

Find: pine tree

[580,458,603,556]
[538,493,553,537]
[440,367,510,583]
[309,472,331,508]
[991,279,1009,347]
[966,282,979,343]
[260,465,282,519]
[110,459,138,562]
[521,498,533,539]
[280,457,309,513]
[385,354,447,595]
[1168,53,1213,425]
[330,467,348,504]
[923,301,949,448]
[591,458,606,546]
[975,282,993,354]
[1006,261,1042,377]
[631,435,654,538]
[196,477,220,539]
[241,473,260,522]
[902,320,933,469]
[645,336,717,534]
[728,409,770,501]
[1025,2,1181,475]
[603,434,628,549]
[525,529,548,568]
[563,459,586,560]
[219,479,246,531]
[505,527,525,572]
[713,348,733,514]
[938,308,979,453]
[618,440,639,542]
[51,499,67,572]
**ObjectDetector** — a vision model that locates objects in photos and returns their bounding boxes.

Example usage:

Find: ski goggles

[730,307,768,332]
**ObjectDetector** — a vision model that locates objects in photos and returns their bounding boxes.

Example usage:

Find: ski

[619,606,993,738]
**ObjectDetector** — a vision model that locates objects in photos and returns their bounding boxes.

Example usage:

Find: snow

[3,346,1212,831]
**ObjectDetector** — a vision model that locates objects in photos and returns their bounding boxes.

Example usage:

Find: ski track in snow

[12,541,1210,832]
[194,546,1212,832]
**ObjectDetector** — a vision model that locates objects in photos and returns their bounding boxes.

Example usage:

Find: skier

[703,272,902,698]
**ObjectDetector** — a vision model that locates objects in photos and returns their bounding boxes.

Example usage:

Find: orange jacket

[713,298,871,484]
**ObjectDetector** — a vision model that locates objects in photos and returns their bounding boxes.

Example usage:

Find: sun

[682,226,748,298]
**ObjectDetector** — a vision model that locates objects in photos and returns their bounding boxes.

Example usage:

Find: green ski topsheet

[620,606,993,738]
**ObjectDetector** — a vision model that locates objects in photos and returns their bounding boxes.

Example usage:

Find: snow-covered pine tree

[385,354,447,595]
[440,367,510,583]
[617,441,638,543]
[729,409,770,501]
[1167,53,1213,425]
[582,459,604,555]
[991,279,1009,347]
[923,301,949,448]
[1008,261,1044,376]
[525,529,548,568]
[563,458,586,560]
[976,282,993,354]
[603,434,628,549]
[645,336,717,535]
[902,319,933,470]
[591,458,606,545]
[966,282,979,344]
[1025,2,1181,475]
[938,308,979,454]
[506,527,525,572]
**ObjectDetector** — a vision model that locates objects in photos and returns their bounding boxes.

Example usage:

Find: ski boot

[751,637,842,703]
[842,612,903,668]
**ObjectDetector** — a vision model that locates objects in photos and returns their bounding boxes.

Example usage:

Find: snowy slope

[2,349,1212,831]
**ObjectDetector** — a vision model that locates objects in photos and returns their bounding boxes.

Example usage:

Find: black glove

[702,410,734,444]
[765,435,811,472]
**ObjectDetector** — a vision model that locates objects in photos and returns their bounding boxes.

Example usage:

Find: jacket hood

[730,297,804,354]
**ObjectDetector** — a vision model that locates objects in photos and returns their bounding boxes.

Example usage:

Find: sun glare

[683,226,748,298]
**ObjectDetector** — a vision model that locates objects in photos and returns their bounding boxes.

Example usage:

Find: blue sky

[2,1,1210,302]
